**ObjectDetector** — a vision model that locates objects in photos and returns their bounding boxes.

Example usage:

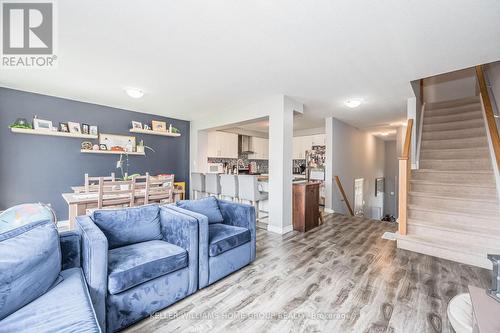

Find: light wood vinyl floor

[125,213,490,333]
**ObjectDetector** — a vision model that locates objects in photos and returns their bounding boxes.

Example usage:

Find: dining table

[62,185,185,229]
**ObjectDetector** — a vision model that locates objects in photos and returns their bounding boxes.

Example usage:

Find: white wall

[325,118,385,219]
[486,61,500,120]
[423,69,477,103]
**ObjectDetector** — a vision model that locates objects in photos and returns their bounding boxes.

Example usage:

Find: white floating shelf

[11,127,98,139]
[80,149,145,156]
[129,128,181,137]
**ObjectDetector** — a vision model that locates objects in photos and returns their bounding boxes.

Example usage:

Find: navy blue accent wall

[0,88,190,220]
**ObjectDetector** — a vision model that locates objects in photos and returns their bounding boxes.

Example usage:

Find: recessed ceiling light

[124,88,144,99]
[344,99,362,108]
[379,132,389,136]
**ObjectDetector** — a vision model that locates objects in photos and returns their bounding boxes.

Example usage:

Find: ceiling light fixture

[379,132,389,136]
[390,121,406,127]
[344,99,362,108]
[124,88,144,99]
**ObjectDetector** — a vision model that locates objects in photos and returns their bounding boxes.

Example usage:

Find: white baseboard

[323,208,334,214]
[267,224,293,235]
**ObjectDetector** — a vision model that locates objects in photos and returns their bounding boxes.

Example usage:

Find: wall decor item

[152,120,167,132]
[99,133,136,152]
[89,125,98,136]
[131,121,142,129]
[68,122,81,134]
[59,122,69,132]
[33,118,53,131]
[9,118,32,129]
[92,144,100,150]
[99,144,107,150]
[81,141,92,150]
[375,177,385,197]
[144,124,151,130]
[82,123,90,134]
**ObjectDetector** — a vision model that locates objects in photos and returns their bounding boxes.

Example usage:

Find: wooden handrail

[334,175,354,216]
[401,118,414,160]
[476,65,500,171]
[398,119,413,236]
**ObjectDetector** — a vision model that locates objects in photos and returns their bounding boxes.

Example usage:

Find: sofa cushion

[177,197,223,224]
[92,204,162,249]
[0,268,100,333]
[0,219,61,321]
[107,240,188,295]
[208,223,251,257]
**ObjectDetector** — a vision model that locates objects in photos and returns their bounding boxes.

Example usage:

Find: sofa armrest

[217,200,256,261]
[164,205,210,289]
[159,207,199,294]
[76,215,108,333]
[59,230,81,270]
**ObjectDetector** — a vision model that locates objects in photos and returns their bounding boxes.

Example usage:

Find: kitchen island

[256,174,313,225]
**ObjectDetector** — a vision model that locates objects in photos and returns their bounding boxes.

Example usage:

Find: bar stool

[191,172,206,200]
[220,174,239,202]
[237,175,268,221]
[205,173,221,198]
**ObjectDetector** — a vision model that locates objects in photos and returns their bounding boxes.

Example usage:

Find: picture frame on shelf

[143,124,151,130]
[33,118,53,131]
[68,122,81,134]
[131,121,142,129]
[82,123,90,135]
[59,122,69,133]
[90,125,98,136]
[152,120,167,132]
[99,133,136,152]
[99,144,107,150]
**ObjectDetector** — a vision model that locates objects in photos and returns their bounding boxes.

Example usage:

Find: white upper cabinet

[311,134,326,146]
[249,137,269,160]
[293,134,325,159]
[207,131,238,158]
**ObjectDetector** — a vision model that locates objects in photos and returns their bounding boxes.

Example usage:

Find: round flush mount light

[344,99,363,108]
[124,88,144,99]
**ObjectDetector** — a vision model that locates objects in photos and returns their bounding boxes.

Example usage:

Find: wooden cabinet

[292,182,320,232]
[207,131,238,158]
[249,137,269,160]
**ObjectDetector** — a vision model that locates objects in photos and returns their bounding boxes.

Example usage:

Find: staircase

[397,96,500,269]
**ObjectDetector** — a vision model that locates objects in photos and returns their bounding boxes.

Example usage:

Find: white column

[324,117,334,213]
[267,96,302,234]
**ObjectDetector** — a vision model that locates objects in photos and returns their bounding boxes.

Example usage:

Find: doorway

[354,178,364,216]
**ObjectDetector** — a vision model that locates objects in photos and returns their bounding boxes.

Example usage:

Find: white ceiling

[2,0,500,130]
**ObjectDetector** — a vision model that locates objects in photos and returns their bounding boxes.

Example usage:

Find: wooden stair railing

[398,118,414,235]
[476,65,500,171]
[334,175,354,216]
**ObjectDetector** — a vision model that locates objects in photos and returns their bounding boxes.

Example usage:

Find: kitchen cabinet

[293,134,326,159]
[249,137,269,160]
[207,131,238,158]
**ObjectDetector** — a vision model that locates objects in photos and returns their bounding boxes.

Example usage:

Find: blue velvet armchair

[76,204,199,333]
[0,218,101,333]
[168,197,256,288]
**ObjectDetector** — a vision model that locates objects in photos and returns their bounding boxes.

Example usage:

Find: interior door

[354,178,364,216]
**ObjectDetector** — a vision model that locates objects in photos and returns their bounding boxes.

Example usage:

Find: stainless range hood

[238,135,254,154]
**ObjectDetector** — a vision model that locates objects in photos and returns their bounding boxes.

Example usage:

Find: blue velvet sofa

[0,218,101,332]
[169,197,256,288]
[76,204,199,333]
